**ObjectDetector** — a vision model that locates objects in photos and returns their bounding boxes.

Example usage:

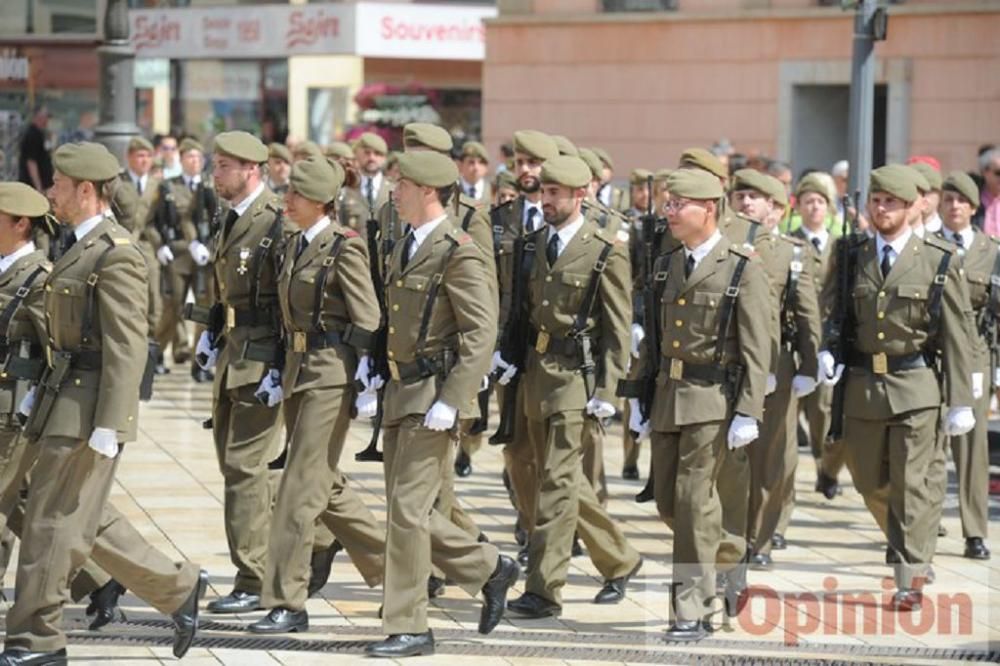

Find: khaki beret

[679,147,728,180]
[460,141,489,162]
[733,168,788,207]
[869,164,919,203]
[654,168,673,183]
[179,138,204,155]
[128,136,154,153]
[386,151,400,169]
[795,173,832,203]
[293,141,322,161]
[630,169,653,186]
[593,148,614,171]
[540,156,591,189]
[666,168,724,200]
[0,182,50,218]
[53,142,121,181]
[403,123,452,153]
[214,131,268,164]
[910,161,942,190]
[397,151,458,188]
[942,170,979,206]
[495,170,517,190]
[551,135,579,157]
[268,142,292,164]
[353,132,388,155]
[325,142,354,161]
[577,148,604,180]
[513,130,559,162]
[290,156,343,204]
[903,165,931,194]
[760,174,789,208]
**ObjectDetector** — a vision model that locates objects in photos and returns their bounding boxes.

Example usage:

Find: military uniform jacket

[383,214,497,424]
[213,189,294,391]
[118,173,161,248]
[521,218,632,420]
[822,233,975,419]
[753,231,821,378]
[791,228,836,319]
[635,236,771,431]
[158,176,219,276]
[42,218,148,442]
[337,186,368,232]
[492,196,535,344]
[278,222,380,394]
[0,249,50,421]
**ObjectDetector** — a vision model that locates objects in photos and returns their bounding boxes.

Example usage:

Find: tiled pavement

[2,368,997,664]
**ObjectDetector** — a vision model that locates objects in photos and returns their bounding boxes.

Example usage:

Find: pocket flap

[692,291,722,307]
[897,284,927,300]
[403,275,428,291]
[561,272,588,288]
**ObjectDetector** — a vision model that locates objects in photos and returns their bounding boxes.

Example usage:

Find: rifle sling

[0,265,47,348]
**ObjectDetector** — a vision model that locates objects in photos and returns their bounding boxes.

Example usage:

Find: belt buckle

[535,331,550,354]
[292,331,307,353]
[388,360,400,381]
[225,305,236,330]
[669,357,684,380]
[872,352,888,375]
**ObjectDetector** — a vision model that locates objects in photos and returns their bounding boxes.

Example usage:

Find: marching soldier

[194,131,291,614]
[818,164,975,610]
[352,132,391,213]
[0,146,206,664]
[368,151,517,658]
[936,172,993,560]
[458,141,491,205]
[593,148,627,212]
[494,170,518,206]
[266,143,292,195]
[727,169,821,569]
[626,169,770,640]
[504,155,642,619]
[551,135,579,157]
[250,157,386,634]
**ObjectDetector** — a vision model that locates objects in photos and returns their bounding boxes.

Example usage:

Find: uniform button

[74,378,81,386]
[678,298,686,305]
[45,285,51,292]
[877,312,885,319]
[540,324,547,331]
[127,415,134,422]
[396,280,403,287]
[542,299,550,307]
[545,276,553,282]
[63,288,70,294]
[0,373,5,379]
[878,291,885,298]
[877,332,885,340]
[675,320,683,327]
[221,258,227,265]
[388,350,395,359]
[672,340,680,349]
[388,326,395,334]
[392,304,399,311]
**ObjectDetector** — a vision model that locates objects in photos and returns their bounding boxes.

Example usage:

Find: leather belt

[659,356,728,384]
[289,329,343,353]
[225,305,275,329]
[847,351,928,375]
[527,328,580,357]
[388,350,456,385]
[45,349,102,372]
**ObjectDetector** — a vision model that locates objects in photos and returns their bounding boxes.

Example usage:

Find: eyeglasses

[663,198,706,212]
[161,145,178,152]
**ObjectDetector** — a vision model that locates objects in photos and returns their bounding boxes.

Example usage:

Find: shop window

[0,0,98,36]
[602,0,678,11]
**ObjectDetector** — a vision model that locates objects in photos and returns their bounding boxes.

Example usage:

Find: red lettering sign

[133,15,182,52]
[286,9,341,49]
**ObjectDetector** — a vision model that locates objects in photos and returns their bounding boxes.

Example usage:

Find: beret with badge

[0,182,50,218]
[128,136,154,154]
[513,130,559,162]
[795,173,833,203]
[593,147,614,171]
[293,141,322,161]
[540,155,592,189]
[397,151,459,188]
[909,161,942,191]
[629,169,653,186]
[325,141,354,161]
[214,131,268,164]
[870,164,919,203]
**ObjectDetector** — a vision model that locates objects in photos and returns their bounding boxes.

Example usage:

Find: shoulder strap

[311,235,347,332]
[0,265,47,345]
[249,211,285,310]
[461,206,476,232]
[570,242,614,337]
[783,243,803,337]
[81,239,118,347]
[490,205,504,263]
[415,236,462,355]
[713,252,751,364]
[926,250,952,345]
[744,221,759,246]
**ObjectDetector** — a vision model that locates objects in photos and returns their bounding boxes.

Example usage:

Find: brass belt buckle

[292,331,307,353]
[535,331,550,354]
[669,357,684,380]
[872,352,888,375]
[388,360,400,381]
[225,305,236,330]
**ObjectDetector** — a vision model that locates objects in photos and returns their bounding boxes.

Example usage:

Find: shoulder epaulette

[446,228,472,246]
[458,193,484,211]
[729,243,755,259]
[924,233,954,254]
[780,234,804,247]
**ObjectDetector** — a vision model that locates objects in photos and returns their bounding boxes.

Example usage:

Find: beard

[518,174,540,194]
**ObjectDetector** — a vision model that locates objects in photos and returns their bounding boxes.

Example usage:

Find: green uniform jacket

[157,176,219,276]
[791,228,836,319]
[0,249,50,420]
[42,218,148,442]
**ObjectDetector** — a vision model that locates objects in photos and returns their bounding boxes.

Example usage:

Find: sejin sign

[129,3,496,61]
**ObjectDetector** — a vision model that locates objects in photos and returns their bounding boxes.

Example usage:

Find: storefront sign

[0,49,29,82]
[129,2,495,61]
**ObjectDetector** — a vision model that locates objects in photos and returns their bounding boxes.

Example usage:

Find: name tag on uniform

[535,331,550,354]
[669,358,684,380]
[872,352,888,375]
[292,331,307,353]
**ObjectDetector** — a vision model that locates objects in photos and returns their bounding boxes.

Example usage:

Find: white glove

[630,324,645,359]
[766,374,777,395]
[156,245,174,265]
[354,355,384,392]
[994,367,1000,389]
[944,406,975,437]
[254,369,284,408]
[88,427,119,458]
[972,372,984,400]
[423,401,457,431]
[355,389,378,419]
[195,331,218,370]
[491,351,518,386]
[480,374,490,391]
[792,374,817,398]
[817,350,844,386]
[18,386,35,419]
[628,398,651,442]
[727,414,759,450]
[189,240,211,266]
[585,398,616,419]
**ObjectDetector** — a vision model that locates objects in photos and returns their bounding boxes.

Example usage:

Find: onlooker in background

[974,147,1000,235]
[18,106,53,192]
[157,133,182,180]
[458,141,491,204]
[831,160,849,218]
[766,160,794,200]
[496,142,514,175]
[60,109,97,145]
[711,137,734,172]
[971,144,995,190]
[266,143,292,195]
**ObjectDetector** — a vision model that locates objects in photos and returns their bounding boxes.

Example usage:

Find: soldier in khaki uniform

[593,148,627,212]
[818,165,975,609]
[351,132,391,215]
[458,141,492,205]
[504,156,642,619]
[250,157,386,634]
[727,170,821,569]
[0,147,206,664]
[266,143,292,196]
[368,151,517,658]
[195,131,291,613]
[627,169,771,641]
[935,172,992,561]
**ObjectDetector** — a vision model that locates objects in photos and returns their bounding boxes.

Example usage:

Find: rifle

[827,192,860,441]
[489,227,531,445]
[356,205,385,462]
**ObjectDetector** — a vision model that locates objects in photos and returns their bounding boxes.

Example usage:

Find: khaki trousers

[155,263,213,362]
[581,416,608,505]
[844,408,939,589]
[525,410,639,605]
[715,437,750,570]
[381,415,498,635]
[948,390,990,539]
[212,381,283,594]
[262,384,384,611]
[622,399,641,469]
[502,383,537,533]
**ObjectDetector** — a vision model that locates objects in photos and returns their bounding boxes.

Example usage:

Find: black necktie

[684,253,695,279]
[296,235,308,260]
[136,179,143,195]
[954,233,964,249]
[467,184,476,198]
[811,237,821,252]
[546,233,560,267]
[526,208,539,233]
[880,246,893,278]
[62,232,77,255]
[365,178,375,208]
[401,232,415,271]
[222,209,238,241]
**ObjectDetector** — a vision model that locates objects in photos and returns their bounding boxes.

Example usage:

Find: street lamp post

[94,0,140,161]
[845,0,888,203]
